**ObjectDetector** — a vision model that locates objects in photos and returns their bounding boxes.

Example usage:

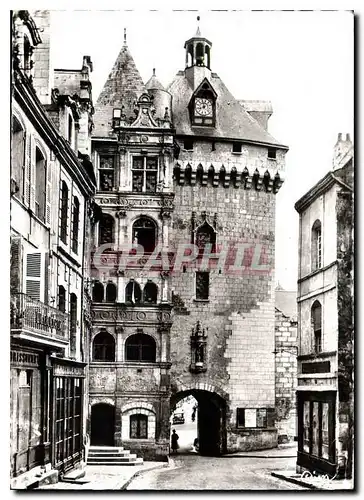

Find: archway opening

[170,389,227,456]
[90,403,115,446]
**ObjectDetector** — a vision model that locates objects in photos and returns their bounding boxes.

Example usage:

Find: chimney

[31,10,54,105]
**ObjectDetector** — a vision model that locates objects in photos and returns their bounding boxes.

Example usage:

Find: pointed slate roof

[93,44,147,137]
[145,69,166,91]
[167,71,287,148]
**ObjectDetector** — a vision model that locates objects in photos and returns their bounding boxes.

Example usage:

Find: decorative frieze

[91,306,172,324]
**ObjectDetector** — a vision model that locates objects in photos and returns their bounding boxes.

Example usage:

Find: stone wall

[275,309,297,442]
[170,149,277,450]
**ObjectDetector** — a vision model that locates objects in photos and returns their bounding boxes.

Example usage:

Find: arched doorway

[91,403,115,446]
[170,389,227,456]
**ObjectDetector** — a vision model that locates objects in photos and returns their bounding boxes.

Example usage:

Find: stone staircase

[87,446,143,466]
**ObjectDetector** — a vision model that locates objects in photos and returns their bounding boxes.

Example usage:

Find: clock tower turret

[184,16,212,89]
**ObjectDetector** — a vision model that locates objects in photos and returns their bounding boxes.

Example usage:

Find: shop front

[297,391,337,476]
[51,357,86,474]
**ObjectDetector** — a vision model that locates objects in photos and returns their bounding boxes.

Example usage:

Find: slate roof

[93,45,147,138]
[167,71,287,148]
[145,71,166,91]
[275,290,297,321]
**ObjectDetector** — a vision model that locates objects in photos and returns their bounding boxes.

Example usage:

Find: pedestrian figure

[171,429,179,454]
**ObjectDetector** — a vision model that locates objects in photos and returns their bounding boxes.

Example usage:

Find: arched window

[92,331,115,361]
[58,285,66,312]
[184,164,192,186]
[125,333,156,362]
[196,222,216,252]
[99,214,114,244]
[205,45,211,69]
[72,196,80,254]
[311,220,322,271]
[143,282,158,304]
[196,43,204,66]
[187,44,194,67]
[12,115,25,200]
[125,281,142,304]
[35,147,46,221]
[60,181,69,243]
[130,414,148,439]
[311,301,322,354]
[92,282,104,302]
[132,217,156,254]
[70,293,77,355]
[106,282,117,302]
[207,165,215,186]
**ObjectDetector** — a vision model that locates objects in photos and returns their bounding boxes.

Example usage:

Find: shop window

[125,281,142,304]
[35,147,46,222]
[58,285,66,312]
[125,333,156,362]
[298,395,335,463]
[60,181,69,244]
[11,115,25,200]
[106,282,117,302]
[99,156,115,191]
[92,331,115,361]
[196,222,216,252]
[132,156,158,193]
[72,196,80,254]
[311,220,322,271]
[99,214,114,244]
[132,217,157,254]
[236,408,271,428]
[143,282,158,304]
[130,414,148,439]
[92,282,104,302]
[312,300,322,354]
[196,272,209,300]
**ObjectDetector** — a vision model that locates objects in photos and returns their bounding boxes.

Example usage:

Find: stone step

[88,450,131,457]
[87,458,144,466]
[88,454,138,462]
[89,446,124,452]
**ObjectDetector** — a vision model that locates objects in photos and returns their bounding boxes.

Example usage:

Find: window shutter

[45,161,52,225]
[24,134,32,206]
[44,252,49,304]
[25,253,42,301]
[10,237,22,293]
[29,137,36,211]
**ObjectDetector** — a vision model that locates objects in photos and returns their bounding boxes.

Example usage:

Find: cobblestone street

[127,454,308,491]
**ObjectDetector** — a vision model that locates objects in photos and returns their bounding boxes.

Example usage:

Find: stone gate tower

[89,22,287,460]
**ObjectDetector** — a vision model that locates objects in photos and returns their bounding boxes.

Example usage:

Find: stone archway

[170,388,227,456]
[90,403,115,446]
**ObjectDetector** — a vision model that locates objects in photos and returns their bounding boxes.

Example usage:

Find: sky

[47,9,354,290]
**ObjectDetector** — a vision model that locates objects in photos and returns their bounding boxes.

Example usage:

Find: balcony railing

[11,293,69,341]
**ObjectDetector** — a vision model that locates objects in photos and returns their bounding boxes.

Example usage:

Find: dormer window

[190,79,217,127]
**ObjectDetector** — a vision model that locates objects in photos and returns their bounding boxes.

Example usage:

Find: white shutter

[45,160,52,226]
[29,137,36,211]
[24,134,31,206]
[25,253,42,301]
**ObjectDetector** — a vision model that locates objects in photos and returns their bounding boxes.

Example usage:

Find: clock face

[195,98,213,117]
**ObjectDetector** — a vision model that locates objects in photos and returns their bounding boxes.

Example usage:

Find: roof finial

[124,28,127,46]
[196,15,201,36]
[153,68,156,76]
